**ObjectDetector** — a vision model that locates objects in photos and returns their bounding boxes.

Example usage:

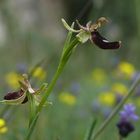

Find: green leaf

[84,119,97,140]
[61,21,75,59]
[63,23,74,50]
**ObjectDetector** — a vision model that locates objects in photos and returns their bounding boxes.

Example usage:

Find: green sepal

[61,18,80,33]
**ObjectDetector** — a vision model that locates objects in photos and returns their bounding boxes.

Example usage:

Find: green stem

[25,113,39,140]
[25,38,80,140]
[28,94,36,127]
[25,63,64,140]
[37,38,80,113]
[92,75,140,140]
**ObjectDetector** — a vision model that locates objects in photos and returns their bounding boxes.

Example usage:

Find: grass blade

[84,118,97,140]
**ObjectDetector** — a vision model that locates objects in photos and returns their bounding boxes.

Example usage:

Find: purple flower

[120,104,139,121]
[117,104,139,138]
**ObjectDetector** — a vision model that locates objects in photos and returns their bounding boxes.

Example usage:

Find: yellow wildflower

[5,72,22,89]
[117,61,135,78]
[32,67,46,80]
[0,119,8,134]
[112,83,128,96]
[58,92,76,106]
[98,92,116,106]
[91,68,106,85]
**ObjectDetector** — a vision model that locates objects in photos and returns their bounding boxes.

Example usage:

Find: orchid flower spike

[62,17,121,49]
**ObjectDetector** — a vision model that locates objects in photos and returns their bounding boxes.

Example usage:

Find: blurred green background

[0,0,140,140]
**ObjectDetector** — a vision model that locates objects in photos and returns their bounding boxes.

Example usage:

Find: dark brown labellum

[91,30,121,49]
[4,89,28,104]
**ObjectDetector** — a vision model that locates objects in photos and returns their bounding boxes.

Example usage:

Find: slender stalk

[25,62,64,140]
[84,119,97,140]
[25,113,39,140]
[28,94,36,127]
[92,75,140,140]
[25,38,80,140]
[37,38,80,113]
